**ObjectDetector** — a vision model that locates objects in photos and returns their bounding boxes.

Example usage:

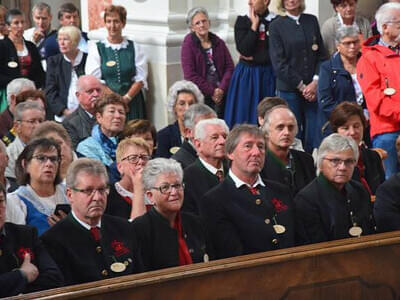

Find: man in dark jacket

[260,106,315,196]
[0,183,63,297]
[62,75,102,149]
[200,124,295,259]
[172,103,216,169]
[183,118,229,215]
[41,158,144,285]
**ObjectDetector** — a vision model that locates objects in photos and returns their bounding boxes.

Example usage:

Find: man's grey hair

[7,78,35,105]
[14,101,44,121]
[32,2,51,15]
[167,80,204,117]
[183,103,216,130]
[261,105,298,136]
[76,74,101,92]
[225,124,265,156]
[316,133,359,175]
[335,25,360,44]
[66,158,108,188]
[376,2,400,34]
[194,118,229,140]
[142,158,183,191]
[186,7,209,27]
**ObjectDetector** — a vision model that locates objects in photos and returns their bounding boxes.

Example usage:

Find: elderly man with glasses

[41,158,144,286]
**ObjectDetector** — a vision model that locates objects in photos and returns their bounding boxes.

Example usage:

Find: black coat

[183,158,228,215]
[0,37,45,89]
[0,223,63,297]
[260,149,315,196]
[269,14,328,91]
[132,208,212,271]
[62,105,96,149]
[234,13,277,66]
[105,184,131,219]
[40,214,144,285]
[171,140,198,169]
[199,175,295,259]
[155,121,182,158]
[374,173,400,232]
[45,52,87,116]
[352,146,385,195]
[295,175,376,244]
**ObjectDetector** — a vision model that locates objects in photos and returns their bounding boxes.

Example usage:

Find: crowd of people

[2,0,400,297]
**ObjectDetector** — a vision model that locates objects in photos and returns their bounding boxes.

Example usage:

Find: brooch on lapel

[271,198,288,213]
[17,247,35,261]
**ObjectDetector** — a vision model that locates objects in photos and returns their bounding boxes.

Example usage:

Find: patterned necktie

[90,227,101,242]
[215,170,224,182]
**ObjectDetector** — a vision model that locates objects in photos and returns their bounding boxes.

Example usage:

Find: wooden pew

[9,231,400,300]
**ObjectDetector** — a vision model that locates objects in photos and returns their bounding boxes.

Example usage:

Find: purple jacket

[181,32,234,97]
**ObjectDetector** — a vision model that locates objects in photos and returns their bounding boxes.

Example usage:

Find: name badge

[106,60,116,67]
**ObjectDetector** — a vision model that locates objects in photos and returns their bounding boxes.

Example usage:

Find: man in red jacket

[357,2,400,179]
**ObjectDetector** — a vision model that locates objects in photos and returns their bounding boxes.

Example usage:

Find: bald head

[76,75,103,114]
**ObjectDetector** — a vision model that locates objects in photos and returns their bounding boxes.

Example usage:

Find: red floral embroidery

[271,198,288,213]
[111,240,129,257]
[17,247,35,261]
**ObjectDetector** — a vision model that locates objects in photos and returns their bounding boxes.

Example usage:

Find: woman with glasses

[317,26,364,145]
[106,137,152,219]
[330,102,385,197]
[132,158,212,271]
[5,138,69,235]
[321,0,371,57]
[295,133,376,244]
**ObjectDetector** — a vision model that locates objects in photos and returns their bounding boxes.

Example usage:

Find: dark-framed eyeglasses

[71,186,110,197]
[151,182,185,194]
[121,154,151,164]
[32,155,61,164]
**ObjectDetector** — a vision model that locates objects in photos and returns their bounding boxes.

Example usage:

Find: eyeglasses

[340,40,360,47]
[323,157,356,167]
[121,154,151,164]
[32,155,60,164]
[152,183,185,194]
[71,186,110,197]
[18,119,44,125]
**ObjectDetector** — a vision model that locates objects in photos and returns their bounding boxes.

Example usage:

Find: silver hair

[186,6,209,27]
[58,25,81,48]
[335,25,360,44]
[142,158,183,191]
[167,80,204,118]
[32,2,51,15]
[14,101,45,121]
[261,105,298,136]
[66,158,108,188]
[316,133,359,175]
[7,78,35,106]
[76,74,101,92]
[183,103,216,130]
[194,118,229,140]
[375,2,400,35]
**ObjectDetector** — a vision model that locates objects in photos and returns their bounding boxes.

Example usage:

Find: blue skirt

[224,62,276,128]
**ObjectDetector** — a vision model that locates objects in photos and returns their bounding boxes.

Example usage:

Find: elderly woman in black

[0,9,45,90]
[45,25,87,122]
[132,158,211,271]
[330,102,385,197]
[295,133,375,244]
[269,0,328,153]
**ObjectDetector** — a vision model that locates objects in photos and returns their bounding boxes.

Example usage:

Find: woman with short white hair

[155,80,204,158]
[132,158,212,270]
[295,133,376,244]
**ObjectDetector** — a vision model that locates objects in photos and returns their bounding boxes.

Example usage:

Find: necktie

[90,227,101,242]
[215,170,224,182]
[248,186,259,195]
